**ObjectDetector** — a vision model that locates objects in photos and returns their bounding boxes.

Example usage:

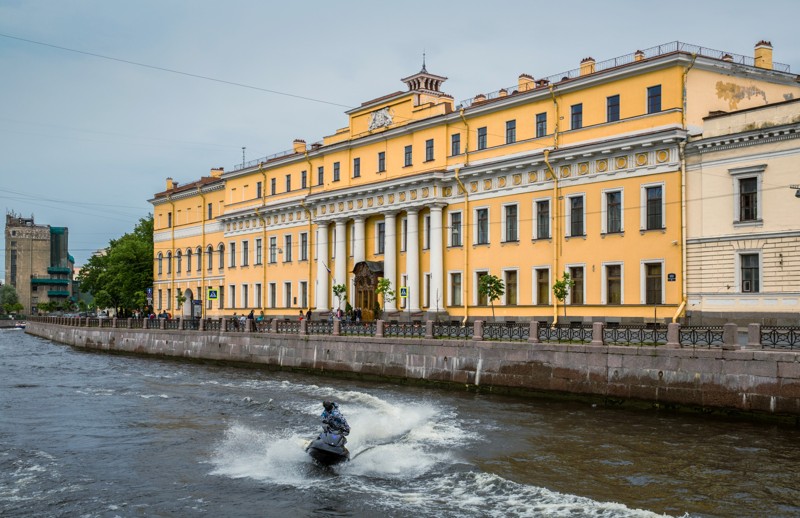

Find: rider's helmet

[323,401,334,412]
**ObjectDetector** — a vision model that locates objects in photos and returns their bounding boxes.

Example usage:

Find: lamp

[792,184,800,198]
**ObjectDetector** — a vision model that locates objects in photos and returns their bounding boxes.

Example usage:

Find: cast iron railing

[761,327,800,349]
[604,324,668,346]
[483,322,530,341]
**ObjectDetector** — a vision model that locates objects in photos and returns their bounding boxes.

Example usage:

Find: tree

[0,284,20,314]
[78,215,154,317]
[552,271,575,319]
[478,274,505,322]
[332,284,347,311]
[375,278,395,320]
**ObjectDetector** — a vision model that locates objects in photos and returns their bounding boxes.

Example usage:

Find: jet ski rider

[321,401,350,436]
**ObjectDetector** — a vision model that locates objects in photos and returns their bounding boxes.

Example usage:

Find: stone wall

[26,321,800,419]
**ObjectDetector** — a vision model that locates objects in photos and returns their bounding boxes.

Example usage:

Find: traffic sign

[207,288,218,300]
[399,286,408,298]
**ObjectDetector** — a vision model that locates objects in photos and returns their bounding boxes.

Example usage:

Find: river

[1,330,799,517]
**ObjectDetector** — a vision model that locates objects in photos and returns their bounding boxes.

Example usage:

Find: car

[97,311,109,319]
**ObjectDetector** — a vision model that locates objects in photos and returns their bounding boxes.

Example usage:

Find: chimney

[754,40,773,70]
[473,93,487,104]
[518,73,534,92]
[210,167,224,178]
[293,139,307,154]
[498,88,508,98]
[722,53,733,63]
[634,50,645,62]
[580,57,596,76]
[166,177,175,190]
[535,79,550,88]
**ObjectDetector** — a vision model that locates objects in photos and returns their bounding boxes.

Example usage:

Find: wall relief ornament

[368,107,394,131]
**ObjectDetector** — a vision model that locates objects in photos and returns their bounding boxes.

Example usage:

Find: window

[451,133,461,156]
[425,139,434,161]
[228,285,236,309]
[300,232,308,261]
[739,178,758,221]
[377,222,385,254]
[269,283,277,308]
[423,215,431,249]
[475,208,489,244]
[605,190,622,234]
[269,237,277,263]
[476,271,489,306]
[256,181,262,199]
[535,200,550,239]
[647,85,662,113]
[255,283,262,308]
[568,196,585,237]
[644,262,662,304]
[740,253,760,293]
[505,270,518,306]
[284,235,293,262]
[286,174,292,191]
[450,272,462,306]
[404,145,413,167]
[167,288,171,310]
[607,95,620,122]
[400,218,407,252]
[318,166,324,185]
[605,264,622,304]
[186,249,193,272]
[207,203,213,219]
[450,212,462,247]
[255,239,262,265]
[535,112,547,138]
[300,281,308,308]
[196,247,201,271]
[377,152,386,172]
[535,269,550,305]
[167,212,172,228]
[217,245,224,270]
[569,266,584,305]
[229,242,236,267]
[424,273,431,308]
[505,120,516,144]
[242,284,249,309]
[333,162,340,182]
[241,240,249,267]
[301,170,307,189]
[166,251,172,274]
[157,253,163,275]
[571,103,583,130]
[644,185,663,230]
[206,246,213,271]
[284,282,292,308]
[504,204,518,242]
[271,178,276,195]
[477,127,487,150]
[353,158,360,178]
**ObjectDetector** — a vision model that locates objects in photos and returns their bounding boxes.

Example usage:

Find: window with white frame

[641,261,663,304]
[376,222,385,254]
[533,268,550,305]
[255,239,262,265]
[534,199,550,239]
[423,215,431,250]
[401,218,407,252]
[504,270,518,305]
[255,283,262,308]
[284,235,293,262]
[565,195,585,237]
[424,273,431,308]
[284,282,292,307]
[602,189,623,234]
[217,244,224,270]
[300,281,308,308]
[228,285,236,309]
[603,262,623,305]
[503,204,518,242]
[475,208,489,245]
[157,253,163,275]
[449,211,462,247]
[269,282,277,308]
[640,183,665,230]
[475,271,489,305]
[196,247,201,271]
[331,227,336,259]
[241,240,249,266]
[450,272,462,306]
[167,288,171,309]
[350,225,355,256]
[729,164,765,225]
[738,251,761,293]
[269,237,277,263]
[300,232,308,261]
[229,242,236,267]
[242,284,249,308]
[568,265,585,305]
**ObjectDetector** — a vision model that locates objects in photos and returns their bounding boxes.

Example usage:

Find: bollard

[473,320,484,341]
[270,319,279,333]
[425,320,434,339]
[590,321,605,346]
[333,319,340,336]
[527,321,540,344]
[665,323,681,348]
[722,322,740,350]
[300,318,308,335]
[747,323,761,348]
[376,320,384,338]
[220,317,228,333]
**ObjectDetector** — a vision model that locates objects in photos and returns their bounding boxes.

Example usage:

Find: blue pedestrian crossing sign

[399,286,408,299]
[207,288,219,300]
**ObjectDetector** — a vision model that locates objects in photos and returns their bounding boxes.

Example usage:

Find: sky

[2,0,799,281]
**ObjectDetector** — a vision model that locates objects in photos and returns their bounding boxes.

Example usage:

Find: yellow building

[150,40,800,324]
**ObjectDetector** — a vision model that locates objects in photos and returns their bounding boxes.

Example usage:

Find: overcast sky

[2,0,799,281]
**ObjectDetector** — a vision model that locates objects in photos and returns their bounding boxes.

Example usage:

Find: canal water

[2,331,799,517]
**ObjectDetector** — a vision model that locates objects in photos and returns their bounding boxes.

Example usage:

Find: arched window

[217,244,225,270]
[166,252,172,274]
[186,249,192,272]
[196,246,202,271]
[157,252,163,275]
[206,245,213,271]
[176,250,183,273]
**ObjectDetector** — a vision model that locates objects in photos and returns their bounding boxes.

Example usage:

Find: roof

[152,176,223,199]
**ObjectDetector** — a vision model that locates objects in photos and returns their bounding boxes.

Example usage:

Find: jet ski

[306,428,350,465]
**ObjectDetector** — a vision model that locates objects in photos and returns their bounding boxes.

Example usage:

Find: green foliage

[0,284,20,314]
[176,292,186,308]
[332,283,347,309]
[375,278,395,318]
[552,271,575,318]
[478,274,505,321]
[78,215,154,316]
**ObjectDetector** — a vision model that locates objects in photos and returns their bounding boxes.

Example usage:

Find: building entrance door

[352,261,383,321]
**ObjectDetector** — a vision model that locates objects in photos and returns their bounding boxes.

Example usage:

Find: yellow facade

[150,41,800,323]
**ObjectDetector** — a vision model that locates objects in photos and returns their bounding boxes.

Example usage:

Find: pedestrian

[299,310,304,321]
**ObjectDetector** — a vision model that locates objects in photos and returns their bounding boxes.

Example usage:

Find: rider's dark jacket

[321,402,350,436]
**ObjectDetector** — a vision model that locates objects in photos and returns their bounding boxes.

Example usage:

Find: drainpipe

[546,83,561,326]
[198,186,206,319]
[455,108,471,325]
[168,194,175,316]
[257,163,268,314]
[673,54,697,323]
[302,150,315,311]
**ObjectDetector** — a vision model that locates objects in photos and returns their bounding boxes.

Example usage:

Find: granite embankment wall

[26,321,800,418]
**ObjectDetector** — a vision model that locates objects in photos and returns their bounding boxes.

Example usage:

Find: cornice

[149,182,224,206]
[686,123,800,155]
[687,229,800,244]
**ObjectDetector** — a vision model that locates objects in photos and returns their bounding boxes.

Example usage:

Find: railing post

[300,318,308,335]
[666,323,681,348]
[528,321,540,344]
[199,318,205,331]
[747,323,761,348]
[473,320,484,341]
[126,318,132,329]
[270,319,279,333]
[111,317,118,329]
[722,323,740,350]
[333,319,340,336]
[160,318,166,330]
[376,320,384,338]
[590,322,605,346]
[425,320,434,339]
[220,317,228,333]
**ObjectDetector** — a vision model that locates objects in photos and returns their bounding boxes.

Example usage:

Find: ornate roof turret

[400,54,448,95]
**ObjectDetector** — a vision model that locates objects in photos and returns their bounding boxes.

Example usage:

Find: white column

[353,217,366,264]
[406,210,420,312]
[334,219,347,310]
[384,212,398,313]
[430,205,444,313]
[315,221,330,311]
